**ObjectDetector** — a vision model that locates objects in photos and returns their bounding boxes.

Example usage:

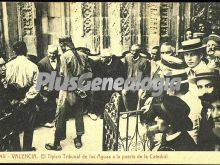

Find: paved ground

[19,115,147,151]
[20,115,103,151]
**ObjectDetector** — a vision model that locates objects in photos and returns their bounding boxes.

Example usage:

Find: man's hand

[141,97,154,114]
[18,98,29,110]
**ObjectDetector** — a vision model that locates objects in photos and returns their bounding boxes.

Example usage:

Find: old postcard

[0,1,220,164]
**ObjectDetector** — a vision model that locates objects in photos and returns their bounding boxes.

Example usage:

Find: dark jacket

[38,56,60,73]
[89,56,126,115]
[91,55,126,79]
[124,54,151,79]
[38,56,61,98]
[158,131,197,151]
[197,107,216,151]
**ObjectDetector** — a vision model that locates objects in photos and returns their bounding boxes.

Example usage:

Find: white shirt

[5,55,39,100]
[185,61,208,78]
[185,61,208,97]
[178,92,202,144]
[49,59,57,70]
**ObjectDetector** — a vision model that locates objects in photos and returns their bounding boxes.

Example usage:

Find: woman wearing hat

[144,96,197,151]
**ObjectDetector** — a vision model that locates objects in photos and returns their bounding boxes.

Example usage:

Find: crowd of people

[0,20,220,152]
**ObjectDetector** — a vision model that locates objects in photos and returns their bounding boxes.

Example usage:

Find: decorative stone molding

[17,2,37,55]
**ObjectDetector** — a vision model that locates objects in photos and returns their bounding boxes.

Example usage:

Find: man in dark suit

[88,49,126,120]
[37,45,60,128]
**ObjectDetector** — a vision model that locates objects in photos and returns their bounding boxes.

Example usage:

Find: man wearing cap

[191,68,220,150]
[203,33,220,70]
[45,36,91,150]
[89,49,125,120]
[121,44,151,118]
[203,33,220,57]
[37,45,60,128]
[5,41,39,151]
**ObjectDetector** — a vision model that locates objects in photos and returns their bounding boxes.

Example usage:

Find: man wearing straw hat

[178,38,209,100]
[178,38,208,78]
[151,42,185,79]
[190,68,220,150]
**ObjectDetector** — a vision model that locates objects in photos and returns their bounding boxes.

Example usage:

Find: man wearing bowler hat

[203,33,220,57]
[45,36,91,150]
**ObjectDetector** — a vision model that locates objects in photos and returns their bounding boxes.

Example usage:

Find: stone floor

[19,115,147,151]
[20,115,103,151]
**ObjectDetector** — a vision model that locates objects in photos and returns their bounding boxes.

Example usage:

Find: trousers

[54,90,85,141]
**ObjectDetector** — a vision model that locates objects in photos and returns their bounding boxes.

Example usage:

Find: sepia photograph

[0,1,220,164]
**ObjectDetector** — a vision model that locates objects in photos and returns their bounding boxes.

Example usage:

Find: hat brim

[173,79,189,84]
[164,70,189,84]
[155,104,192,131]
[189,75,220,84]
[203,36,220,44]
[178,45,206,53]
[100,54,113,57]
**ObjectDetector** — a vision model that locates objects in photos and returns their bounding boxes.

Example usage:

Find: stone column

[70,2,84,47]
[17,2,38,56]
[108,3,122,55]
[2,2,19,59]
[147,3,161,50]
[170,3,180,50]
[184,3,192,30]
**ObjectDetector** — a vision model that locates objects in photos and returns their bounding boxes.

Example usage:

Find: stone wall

[4,2,220,59]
